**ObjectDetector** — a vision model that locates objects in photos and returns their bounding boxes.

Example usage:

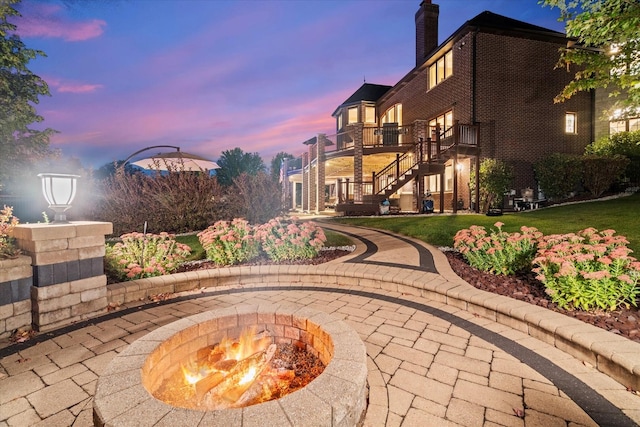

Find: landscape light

[37,173,80,223]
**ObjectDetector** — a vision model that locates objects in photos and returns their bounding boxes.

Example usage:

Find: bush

[580,154,629,197]
[471,159,513,211]
[105,232,191,281]
[0,206,20,259]
[255,217,326,262]
[532,228,640,311]
[225,172,284,224]
[197,218,260,266]
[91,170,229,235]
[533,153,582,200]
[453,222,542,275]
[586,130,640,185]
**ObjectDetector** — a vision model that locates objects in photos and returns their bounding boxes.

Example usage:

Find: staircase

[336,122,478,215]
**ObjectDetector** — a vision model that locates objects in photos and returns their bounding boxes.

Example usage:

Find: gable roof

[464,10,565,38]
[332,83,392,116]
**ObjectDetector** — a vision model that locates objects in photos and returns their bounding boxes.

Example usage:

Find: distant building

[283,1,599,214]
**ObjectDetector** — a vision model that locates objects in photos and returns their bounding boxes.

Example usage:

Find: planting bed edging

[106,257,640,392]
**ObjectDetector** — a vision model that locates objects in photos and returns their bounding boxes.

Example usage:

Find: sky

[14,0,566,169]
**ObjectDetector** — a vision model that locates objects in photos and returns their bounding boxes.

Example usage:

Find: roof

[332,83,392,116]
[464,10,565,38]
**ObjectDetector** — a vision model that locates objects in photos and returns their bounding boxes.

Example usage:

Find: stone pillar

[350,123,364,202]
[316,134,327,213]
[12,221,113,332]
[0,255,32,338]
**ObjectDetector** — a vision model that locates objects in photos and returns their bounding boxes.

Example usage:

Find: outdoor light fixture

[37,173,80,223]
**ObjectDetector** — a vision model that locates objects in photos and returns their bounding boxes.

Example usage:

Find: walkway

[1,223,639,426]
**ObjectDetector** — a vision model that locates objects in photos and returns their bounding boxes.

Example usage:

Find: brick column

[350,123,364,202]
[13,221,113,332]
[316,134,327,213]
[302,152,309,212]
[0,255,32,338]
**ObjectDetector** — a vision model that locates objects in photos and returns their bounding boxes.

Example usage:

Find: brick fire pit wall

[93,304,368,427]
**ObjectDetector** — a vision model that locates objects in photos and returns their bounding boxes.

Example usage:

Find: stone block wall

[12,221,113,332]
[0,255,32,338]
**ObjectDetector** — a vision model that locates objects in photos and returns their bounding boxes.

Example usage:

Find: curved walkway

[1,223,639,426]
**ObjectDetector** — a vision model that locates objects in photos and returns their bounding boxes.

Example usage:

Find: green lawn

[331,193,640,254]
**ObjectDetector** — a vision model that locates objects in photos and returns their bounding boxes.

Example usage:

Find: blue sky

[15,0,565,169]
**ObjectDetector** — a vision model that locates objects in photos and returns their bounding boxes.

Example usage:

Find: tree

[270,151,295,182]
[215,148,265,186]
[543,0,640,115]
[0,0,58,192]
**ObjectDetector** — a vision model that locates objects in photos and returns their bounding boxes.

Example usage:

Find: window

[382,104,402,125]
[348,107,358,124]
[565,113,577,134]
[429,110,453,137]
[428,49,453,89]
[365,106,376,123]
[337,114,342,130]
[611,117,640,134]
[426,165,453,192]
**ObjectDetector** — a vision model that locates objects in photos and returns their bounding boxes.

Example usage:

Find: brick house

[284,0,594,214]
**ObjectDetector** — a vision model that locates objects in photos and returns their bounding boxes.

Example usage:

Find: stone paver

[0,222,638,426]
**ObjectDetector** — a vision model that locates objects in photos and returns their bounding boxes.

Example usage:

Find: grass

[331,193,640,254]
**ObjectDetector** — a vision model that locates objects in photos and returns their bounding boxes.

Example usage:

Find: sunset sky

[14,0,565,169]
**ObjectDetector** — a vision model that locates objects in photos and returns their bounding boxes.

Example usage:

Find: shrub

[470,159,514,211]
[91,169,229,235]
[255,217,326,262]
[105,232,191,281]
[453,222,542,275]
[533,153,582,200]
[225,172,284,224]
[580,154,629,197]
[0,206,21,259]
[197,218,260,266]
[586,130,640,185]
[532,228,640,311]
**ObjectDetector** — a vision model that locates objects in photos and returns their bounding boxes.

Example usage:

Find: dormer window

[428,50,453,90]
[365,106,376,123]
[348,107,358,124]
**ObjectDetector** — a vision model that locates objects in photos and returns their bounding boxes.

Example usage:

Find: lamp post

[37,173,80,223]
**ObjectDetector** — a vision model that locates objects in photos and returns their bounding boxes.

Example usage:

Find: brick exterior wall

[378,28,593,197]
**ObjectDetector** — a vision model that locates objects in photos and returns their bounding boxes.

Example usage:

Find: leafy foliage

[255,217,326,262]
[586,130,640,184]
[90,170,229,235]
[533,228,640,311]
[197,218,260,266]
[270,152,295,182]
[216,148,266,186]
[580,154,629,197]
[543,0,640,112]
[471,159,514,211]
[453,222,542,275]
[105,232,191,281]
[225,172,284,224]
[0,205,20,259]
[0,0,58,192]
[533,153,582,200]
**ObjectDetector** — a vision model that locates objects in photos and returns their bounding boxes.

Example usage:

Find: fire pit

[93,304,368,426]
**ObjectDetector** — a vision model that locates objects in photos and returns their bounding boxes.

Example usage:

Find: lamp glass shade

[37,173,80,222]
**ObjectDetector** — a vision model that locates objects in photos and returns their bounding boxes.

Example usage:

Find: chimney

[415,0,439,66]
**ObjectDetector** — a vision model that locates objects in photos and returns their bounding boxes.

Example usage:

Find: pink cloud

[15,3,105,41]
[44,76,103,94]
[57,83,103,94]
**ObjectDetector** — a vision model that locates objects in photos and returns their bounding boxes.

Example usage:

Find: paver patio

[1,223,639,426]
